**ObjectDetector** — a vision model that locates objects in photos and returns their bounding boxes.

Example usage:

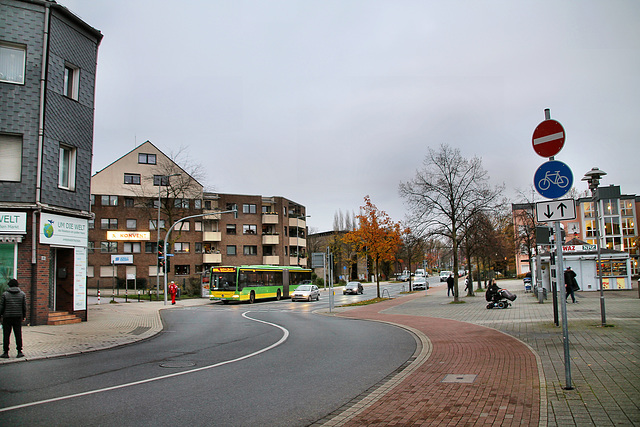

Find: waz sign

[535,199,576,223]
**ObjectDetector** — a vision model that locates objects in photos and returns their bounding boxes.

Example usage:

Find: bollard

[98,290,101,305]
[138,290,141,302]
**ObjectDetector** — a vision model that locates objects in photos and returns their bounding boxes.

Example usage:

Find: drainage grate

[442,374,477,383]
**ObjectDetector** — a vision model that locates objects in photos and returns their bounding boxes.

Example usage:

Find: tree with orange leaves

[343,196,408,298]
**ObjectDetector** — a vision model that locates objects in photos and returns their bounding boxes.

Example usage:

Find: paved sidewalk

[319,280,640,427]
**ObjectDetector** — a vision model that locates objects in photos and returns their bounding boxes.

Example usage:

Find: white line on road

[0,311,288,413]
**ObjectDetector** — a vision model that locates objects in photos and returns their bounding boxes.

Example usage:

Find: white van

[415,268,426,277]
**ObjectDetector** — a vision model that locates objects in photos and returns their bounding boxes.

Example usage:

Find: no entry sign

[532,119,565,158]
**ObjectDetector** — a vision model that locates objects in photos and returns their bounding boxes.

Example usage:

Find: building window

[194,221,202,232]
[100,242,118,253]
[87,266,95,278]
[621,200,634,216]
[101,195,118,206]
[175,265,190,275]
[243,224,257,235]
[243,245,258,256]
[87,241,95,254]
[90,195,95,206]
[125,198,134,207]
[123,242,141,253]
[0,133,22,182]
[58,144,76,190]
[174,199,189,209]
[204,200,212,209]
[138,153,156,164]
[226,224,236,235]
[100,266,117,277]
[0,42,26,84]
[88,219,94,229]
[100,218,118,229]
[243,204,257,214]
[175,221,190,231]
[145,242,155,253]
[227,245,236,256]
[153,175,170,186]
[194,199,202,209]
[149,219,165,230]
[604,217,621,235]
[126,219,137,230]
[124,173,141,185]
[195,242,203,253]
[622,218,635,236]
[174,242,190,253]
[63,64,80,100]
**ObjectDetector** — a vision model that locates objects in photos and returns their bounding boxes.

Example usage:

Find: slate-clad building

[0,0,102,324]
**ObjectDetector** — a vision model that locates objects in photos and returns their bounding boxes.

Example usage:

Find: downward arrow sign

[544,205,553,219]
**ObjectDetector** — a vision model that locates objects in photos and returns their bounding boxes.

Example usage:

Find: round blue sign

[534,160,573,199]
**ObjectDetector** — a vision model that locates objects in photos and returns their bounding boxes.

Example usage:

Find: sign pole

[555,220,573,390]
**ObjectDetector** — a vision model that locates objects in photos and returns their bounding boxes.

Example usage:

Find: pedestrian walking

[446,274,454,297]
[169,281,178,305]
[464,275,471,292]
[1,279,27,358]
[564,266,579,303]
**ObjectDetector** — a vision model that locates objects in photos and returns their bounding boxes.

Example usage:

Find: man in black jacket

[0,279,27,358]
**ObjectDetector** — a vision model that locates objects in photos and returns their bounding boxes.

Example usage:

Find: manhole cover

[442,374,477,383]
[159,361,196,368]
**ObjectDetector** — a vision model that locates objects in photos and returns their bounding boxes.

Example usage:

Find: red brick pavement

[336,296,541,426]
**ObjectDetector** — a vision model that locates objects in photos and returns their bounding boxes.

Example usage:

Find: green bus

[209,265,313,304]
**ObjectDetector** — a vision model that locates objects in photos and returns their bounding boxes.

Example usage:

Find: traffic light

[158,241,165,272]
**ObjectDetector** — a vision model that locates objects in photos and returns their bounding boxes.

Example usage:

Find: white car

[291,284,320,302]
[439,271,453,282]
[413,276,428,290]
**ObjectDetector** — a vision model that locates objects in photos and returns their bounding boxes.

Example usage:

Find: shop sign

[40,213,88,247]
[562,244,597,252]
[107,231,150,241]
[74,247,87,311]
[0,212,27,234]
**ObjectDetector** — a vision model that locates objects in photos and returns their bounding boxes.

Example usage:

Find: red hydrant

[169,281,178,305]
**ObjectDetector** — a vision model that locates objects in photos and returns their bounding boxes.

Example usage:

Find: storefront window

[597,260,628,276]
[0,243,16,291]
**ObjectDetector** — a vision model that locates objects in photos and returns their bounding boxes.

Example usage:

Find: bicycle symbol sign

[534,160,573,199]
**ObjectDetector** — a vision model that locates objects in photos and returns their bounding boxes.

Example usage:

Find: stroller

[486,283,517,309]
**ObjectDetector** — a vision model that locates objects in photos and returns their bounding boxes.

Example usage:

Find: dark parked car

[343,282,364,295]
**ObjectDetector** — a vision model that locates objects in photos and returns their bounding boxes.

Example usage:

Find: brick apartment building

[88,141,308,293]
[0,0,102,325]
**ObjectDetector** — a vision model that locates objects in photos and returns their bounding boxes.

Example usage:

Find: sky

[63,0,640,233]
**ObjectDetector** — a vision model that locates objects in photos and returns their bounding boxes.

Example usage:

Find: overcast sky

[63,0,640,232]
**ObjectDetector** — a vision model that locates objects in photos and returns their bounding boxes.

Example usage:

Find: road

[0,282,417,426]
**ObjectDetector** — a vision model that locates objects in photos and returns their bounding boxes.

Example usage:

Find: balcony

[262,214,279,224]
[203,210,221,220]
[263,255,280,265]
[203,253,222,264]
[289,217,307,228]
[289,237,306,247]
[289,257,307,267]
[203,231,221,242]
[262,234,279,245]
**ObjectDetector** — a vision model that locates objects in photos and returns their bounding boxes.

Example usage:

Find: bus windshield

[212,272,237,291]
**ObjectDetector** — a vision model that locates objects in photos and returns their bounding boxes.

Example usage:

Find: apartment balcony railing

[289,257,307,267]
[262,213,279,224]
[262,234,279,245]
[203,231,222,242]
[203,253,222,264]
[289,237,306,247]
[263,255,280,265]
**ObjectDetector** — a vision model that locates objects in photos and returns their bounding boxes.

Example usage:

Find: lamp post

[296,215,310,266]
[582,167,607,327]
[156,173,181,300]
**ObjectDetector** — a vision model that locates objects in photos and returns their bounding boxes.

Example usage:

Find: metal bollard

[98,290,101,305]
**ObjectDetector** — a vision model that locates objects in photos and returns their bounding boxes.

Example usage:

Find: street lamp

[156,173,181,299]
[582,167,607,327]
[296,215,310,266]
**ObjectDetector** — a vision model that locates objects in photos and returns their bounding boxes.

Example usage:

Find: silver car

[413,276,428,290]
[291,284,320,301]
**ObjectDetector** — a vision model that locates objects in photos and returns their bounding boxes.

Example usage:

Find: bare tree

[399,144,504,302]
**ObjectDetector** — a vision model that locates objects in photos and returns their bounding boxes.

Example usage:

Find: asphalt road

[0,294,416,426]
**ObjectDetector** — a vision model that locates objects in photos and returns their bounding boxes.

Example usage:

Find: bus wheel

[276,289,281,301]
[249,291,255,304]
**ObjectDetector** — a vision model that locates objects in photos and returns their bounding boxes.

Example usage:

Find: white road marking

[0,311,288,413]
